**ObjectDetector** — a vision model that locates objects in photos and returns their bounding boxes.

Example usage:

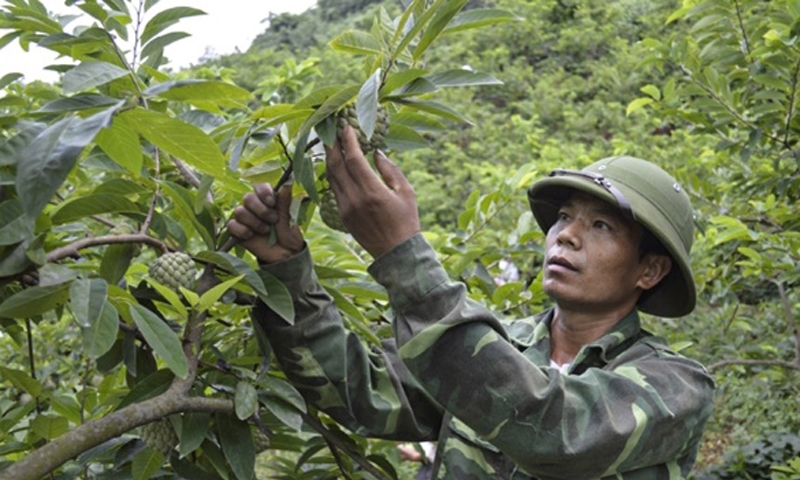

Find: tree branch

[45,234,168,262]
[0,393,234,480]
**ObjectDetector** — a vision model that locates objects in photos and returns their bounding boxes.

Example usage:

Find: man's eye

[557,212,570,221]
[594,220,611,230]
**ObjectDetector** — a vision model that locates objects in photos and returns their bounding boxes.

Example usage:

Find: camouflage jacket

[254,234,715,480]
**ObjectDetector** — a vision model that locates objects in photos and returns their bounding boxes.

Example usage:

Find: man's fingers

[232,205,272,234]
[227,219,256,240]
[373,150,409,193]
[253,183,276,208]
[340,126,381,188]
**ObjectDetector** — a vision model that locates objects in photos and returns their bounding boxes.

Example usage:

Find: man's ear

[637,254,672,291]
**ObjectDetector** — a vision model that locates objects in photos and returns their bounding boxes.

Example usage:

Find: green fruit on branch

[336,104,389,154]
[319,190,348,233]
[141,419,178,455]
[148,251,197,292]
[252,427,271,453]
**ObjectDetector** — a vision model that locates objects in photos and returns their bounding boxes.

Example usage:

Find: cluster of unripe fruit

[148,251,197,292]
[320,104,391,233]
[140,419,271,455]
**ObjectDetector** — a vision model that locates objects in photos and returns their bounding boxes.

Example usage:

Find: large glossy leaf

[50,193,143,225]
[94,114,143,176]
[329,30,382,56]
[441,8,523,34]
[82,300,119,358]
[37,94,121,113]
[140,7,204,45]
[293,130,317,203]
[18,106,118,219]
[393,98,473,124]
[99,244,135,285]
[380,68,427,97]
[234,381,257,421]
[31,415,69,440]
[216,413,255,480]
[256,271,294,324]
[385,124,430,151]
[0,120,46,167]
[121,108,227,180]
[132,448,164,480]
[0,199,34,246]
[70,277,108,328]
[179,412,210,458]
[413,0,468,61]
[160,182,215,250]
[147,80,251,107]
[129,304,188,379]
[62,61,129,94]
[140,31,190,60]
[0,367,42,397]
[424,69,502,88]
[356,69,381,138]
[0,73,23,89]
[393,0,447,62]
[0,282,72,318]
[296,85,360,140]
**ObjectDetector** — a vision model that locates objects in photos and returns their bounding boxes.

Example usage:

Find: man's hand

[325,125,421,259]
[227,183,304,263]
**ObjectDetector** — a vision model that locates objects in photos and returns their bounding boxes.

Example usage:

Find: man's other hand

[228,183,304,263]
[325,125,421,259]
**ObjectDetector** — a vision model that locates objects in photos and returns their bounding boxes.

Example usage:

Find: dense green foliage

[0,0,799,478]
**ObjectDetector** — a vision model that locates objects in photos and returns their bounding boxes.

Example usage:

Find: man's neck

[549,306,631,365]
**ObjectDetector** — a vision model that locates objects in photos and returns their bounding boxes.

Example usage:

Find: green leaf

[0,367,42,397]
[94,114,144,176]
[0,199,34,246]
[146,277,189,319]
[260,395,303,431]
[179,412,210,458]
[441,8,523,34]
[234,381,257,421]
[0,282,72,318]
[424,69,502,88]
[141,31,190,59]
[260,376,306,413]
[50,193,144,225]
[122,108,228,181]
[356,69,381,138]
[116,369,174,410]
[384,124,430,151]
[30,414,69,440]
[412,0,468,61]
[62,61,129,94]
[391,112,446,132]
[37,94,121,113]
[147,80,251,107]
[329,30,382,56]
[626,97,654,116]
[296,85,360,140]
[18,107,118,218]
[0,73,23,89]
[197,274,244,313]
[141,7,205,45]
[640,84,661,101]
[256,270,295,324]
[0,120,46,167]
[393,98,473,124]
[393,0,447,62]
[160,182,215,250]
[82,300,119,358]
[216,413,255,480]
[129,304,189,379]
[99,244,135,285]
[380,69,428,97]
[132,448,165,480]
[70,277,108,328]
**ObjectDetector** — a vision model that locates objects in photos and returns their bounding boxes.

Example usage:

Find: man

[228,126,715,479]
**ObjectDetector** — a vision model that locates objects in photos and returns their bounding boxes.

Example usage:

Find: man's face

[542,191,653,313]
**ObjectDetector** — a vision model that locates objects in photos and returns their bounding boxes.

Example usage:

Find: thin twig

[131,0,145,70]
[25,319,40,414]
[45,234,168,262]
[732,0,751,56]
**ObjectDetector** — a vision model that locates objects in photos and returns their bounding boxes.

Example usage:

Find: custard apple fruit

[319,190,347,233]
[252,427,271,453]
[148,251,196,292]
[141,419,178,455]
[336,104,389,154]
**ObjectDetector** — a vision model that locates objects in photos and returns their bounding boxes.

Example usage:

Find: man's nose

[556,220,584,249]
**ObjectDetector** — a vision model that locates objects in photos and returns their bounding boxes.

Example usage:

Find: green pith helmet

[527,156,696,317]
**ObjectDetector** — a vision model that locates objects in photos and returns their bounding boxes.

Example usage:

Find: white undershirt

[549,359,572,374]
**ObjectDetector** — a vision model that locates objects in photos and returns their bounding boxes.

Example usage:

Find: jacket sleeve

[367,233,715,479]
[253,244,444,441]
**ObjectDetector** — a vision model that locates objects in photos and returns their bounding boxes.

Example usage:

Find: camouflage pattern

[254,234,715,480]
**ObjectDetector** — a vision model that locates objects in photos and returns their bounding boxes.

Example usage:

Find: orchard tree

[0,0,521,479]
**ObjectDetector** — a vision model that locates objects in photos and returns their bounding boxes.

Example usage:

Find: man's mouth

[547,256,577,271]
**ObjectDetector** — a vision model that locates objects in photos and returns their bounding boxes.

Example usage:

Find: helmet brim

[527,175,696,318]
